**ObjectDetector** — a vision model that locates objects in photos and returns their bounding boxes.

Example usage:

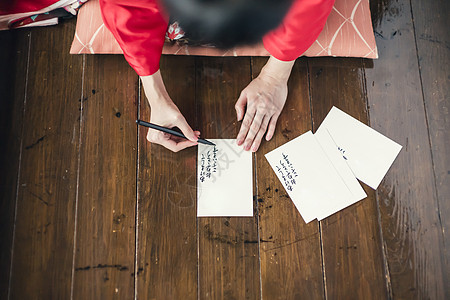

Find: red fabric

[99,0,334,76]
[99,0,168,76]
[0,0,57,15]
[263,0,335,61]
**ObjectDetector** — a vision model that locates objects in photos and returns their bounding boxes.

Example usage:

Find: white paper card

[314,129,367,220]
[197,139,253,217]
[316,106,402,189]
[265,131,355,223]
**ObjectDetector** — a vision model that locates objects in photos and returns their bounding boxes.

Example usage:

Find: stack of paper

[265,107,402,223]
[196,107,402,222]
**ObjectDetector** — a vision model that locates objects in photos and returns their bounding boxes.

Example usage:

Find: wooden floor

[0,0,448,299]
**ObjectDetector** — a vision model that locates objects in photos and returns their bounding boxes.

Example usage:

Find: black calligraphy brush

[136,120,215,146]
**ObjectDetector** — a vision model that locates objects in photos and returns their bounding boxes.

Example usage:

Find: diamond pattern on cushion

[70,0,377,59]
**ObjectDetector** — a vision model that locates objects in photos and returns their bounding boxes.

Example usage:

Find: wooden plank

[365,0,447,297]
[136,56,198,299]
[308,57,387,299]
[72,54,138,298]
[196,57,260,299]
[411,0,450,290]
[253,57,324,299]
[8,20,83,299]
[0,30,29,300]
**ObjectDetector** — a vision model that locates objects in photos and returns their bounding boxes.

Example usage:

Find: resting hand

[141,71,199,152]
[235,56,295,152]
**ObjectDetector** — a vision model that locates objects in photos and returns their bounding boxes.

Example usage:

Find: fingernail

[251,146,257,152]
[236,139,243,145]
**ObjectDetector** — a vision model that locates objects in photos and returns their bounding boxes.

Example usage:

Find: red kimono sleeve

[0,0,56,14]
[99,0,168,76]
[263,0,335,61]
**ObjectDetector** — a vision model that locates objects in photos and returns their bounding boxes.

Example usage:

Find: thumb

[235,92,247,121]
[174,116,198,142]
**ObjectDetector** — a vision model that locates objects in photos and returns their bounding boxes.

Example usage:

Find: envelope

[265,131,357,223]
[314,128,367,219]
[316,106,402,189]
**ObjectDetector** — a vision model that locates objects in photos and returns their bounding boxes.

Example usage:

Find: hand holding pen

[137,120,215,151]
[139,72,214,152]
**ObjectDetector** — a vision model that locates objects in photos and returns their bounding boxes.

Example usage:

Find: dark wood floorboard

[72,54,138,299]
[411,0,450,291]
[309,57,387,299]
[254,57,325,300]
[366,0,447,298]
[1,0,448,297]
[0,29,29,300]
[136,56,198,299]
[8,20,83,299]
[196,57,261,299]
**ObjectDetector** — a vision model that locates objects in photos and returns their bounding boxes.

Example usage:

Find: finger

[163,139,198,152]
[265,114,280,141]
[250,116,270,152]
[147,129,198,152]
[146,128,161,143]
[242,112,265,151]
[148,127,200,146]
[236,106,256,145]
[234,91,247,121]
[173,116,198,142]
[147,130,172,145]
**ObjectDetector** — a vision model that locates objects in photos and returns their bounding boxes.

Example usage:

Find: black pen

[136,120,215,146]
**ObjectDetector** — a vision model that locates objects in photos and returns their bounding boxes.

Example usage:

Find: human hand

[147,101,200,152]
[235,56,295,152]
[141,71,199,152]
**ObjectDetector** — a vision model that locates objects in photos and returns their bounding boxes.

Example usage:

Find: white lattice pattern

[70,0,378,59]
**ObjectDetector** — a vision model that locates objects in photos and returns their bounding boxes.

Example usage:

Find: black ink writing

[275,153,299,191]
[199,146,234,183]
[337,146,348,160]
[199,153,207,183]
[212,146,218,173]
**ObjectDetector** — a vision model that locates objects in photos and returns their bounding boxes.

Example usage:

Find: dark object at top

[161,0,294,48]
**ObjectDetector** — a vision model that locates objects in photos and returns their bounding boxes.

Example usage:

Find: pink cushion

[70,0,377,59]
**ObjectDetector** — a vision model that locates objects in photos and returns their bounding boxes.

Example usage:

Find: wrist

[140,70,172,107]
[260,56,295,82]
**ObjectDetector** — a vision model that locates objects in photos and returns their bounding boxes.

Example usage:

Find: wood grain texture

[0,30,29,300]
[136,56,198,299]
[196,57,260,299]
[3,2,448,297]
[253,57,324,300]
[366,0,447,298]
[410,0,450,291]
[309,57,387,300]
[8,21,83,299]
[72,54,138,299]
